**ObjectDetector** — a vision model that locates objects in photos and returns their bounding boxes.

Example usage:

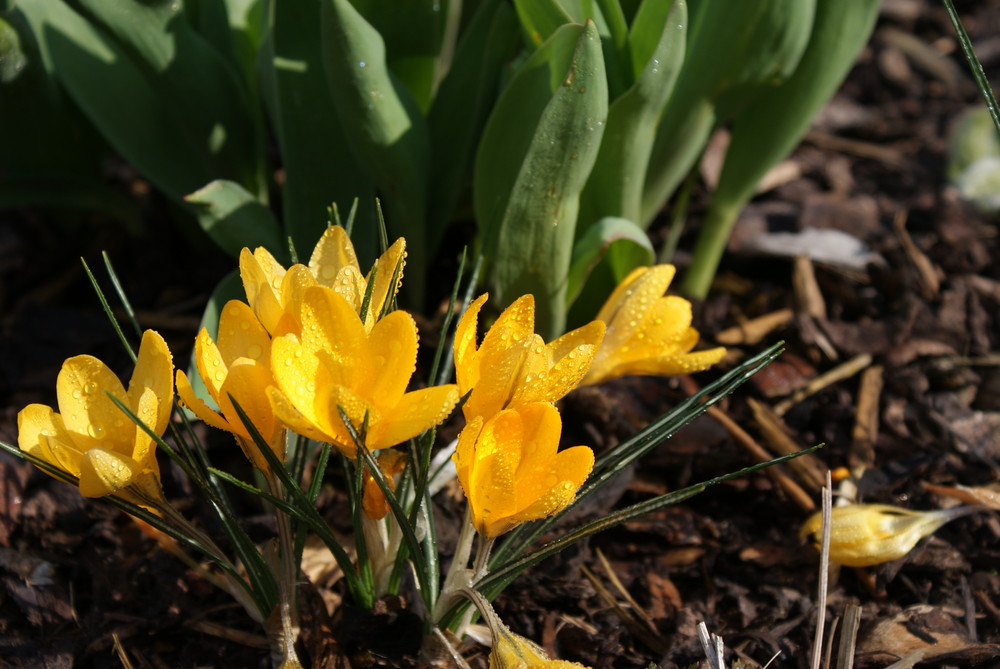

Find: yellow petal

[454,293,489,393]
[193,328,227,404]
[298,287,365,387]
[309,225,360,287]
[359,310,418,406]
[504,445,592,532]
[78,447,143,498]
[367,384,459,450]
[453,415,483,496]
[240,247,286,333]
[596,264,675,331]
[366,237,406,321]
[267,385,336,445]
[463,337,529,421]
[219,358,284,464]
[130,386,162,476]
[279,264,318,330]
[126,330,173,436]
[490,625,592,669]
[270,336,330,432]
[17,404,82,475]
[470,410,524,536]
[216,300,271,370]
[56,355,131,451]
[176,370,233,434]
[324,385,379,458]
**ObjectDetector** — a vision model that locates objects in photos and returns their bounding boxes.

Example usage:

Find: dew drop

[72,390,82,399]
[214,372,225,382]
[89,425,105,439]
[247,344,263,360]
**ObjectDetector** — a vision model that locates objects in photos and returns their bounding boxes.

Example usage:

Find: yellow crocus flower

[268,285,459,458]
[454,402,593,538]
[176,300,285,471]
[240,225,405,333]
[582,265,725,385]
[454,294,604,422]
[800,503,982,567]
[17,331,173,503]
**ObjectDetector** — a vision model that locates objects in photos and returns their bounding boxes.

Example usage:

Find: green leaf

[320,0,431,299]
[185,180,284,260]
[263,0,377,262]
[565,216,652,306]
[14,0,248,203]
[579,0,685,227]
[512,0,572,47]
[426,0,520,242]
[475,20,608,338]
[682,0,879,298]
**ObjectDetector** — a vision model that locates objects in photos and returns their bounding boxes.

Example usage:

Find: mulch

[2,1,1000,667]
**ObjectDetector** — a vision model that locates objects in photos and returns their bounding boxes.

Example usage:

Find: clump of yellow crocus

[800,503,982,567]
[17,330,173,504]
[583,265,725,385]
[454,402,593,538]
[176,300,285,471]
[240,225,405,333]
[454,293,604,422]
[269,285,459,458]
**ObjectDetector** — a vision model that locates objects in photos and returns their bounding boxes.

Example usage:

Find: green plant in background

[1,0,880,336]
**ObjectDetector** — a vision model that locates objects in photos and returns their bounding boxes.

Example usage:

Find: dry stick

[794,256,827,320]
[594,548,662,639]
[716,308,794,346]
[810,475,833,669]
[892,211,940,299]
[835,604,862,669]
[707,406,816,512]
[849,365,883,474]
[697,622,726,669]
[773,353,873,416]
[749,399,829,493]
[580,563,668,656]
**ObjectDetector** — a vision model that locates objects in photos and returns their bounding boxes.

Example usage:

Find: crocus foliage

[800,503,981,567]
[454,293,605,422]
[583,264,726,385]
[17,330,173,502]
[454,403,593,538]
[240,225,406,334]
[269,285,459,458]
[176,299,284,471]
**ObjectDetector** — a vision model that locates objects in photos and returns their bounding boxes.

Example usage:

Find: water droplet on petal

[247,344,263,360]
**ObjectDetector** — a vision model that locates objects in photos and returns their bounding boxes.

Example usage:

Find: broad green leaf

[426,0,520,243]
[579,0,685,227]
[263,0,377,263]
[641,0,816,226]
[565,216,653,308]
[15,0,237,203]
[348,0,459,113]
[0,16,27,83]
[320,0,430,300]
[75,0,265,199]
[682,0,879,298]
[512,0,572,47]
[0,177,142,233]
[185,180,284,260]
[475,20,608,338]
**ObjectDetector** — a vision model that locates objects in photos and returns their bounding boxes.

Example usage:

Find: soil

[3,1,1000,667]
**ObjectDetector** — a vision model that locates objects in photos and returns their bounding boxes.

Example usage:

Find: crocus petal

[193,328,227,404]
[219,358,284,461]
[365,237,406,322]
[240,247,286,333]
[298,287,365,387]
[126,330,174,436]
[278,264,318,329]
[468,410,523,535]
[78,447,142,498]
[309,225,360,287]
[367,384,459,450]
[325,384,380,458]
[216,300,271,369]
[454,294,489,394]
[360,310,418,405]
[130,386,162,475]
[267,385,336,445]
[270,336,328,431]
[17,404,82,475]
[57,355,131,451]
[176,370,232,433]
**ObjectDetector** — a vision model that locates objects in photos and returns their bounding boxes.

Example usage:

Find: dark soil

[3,2,1000,667]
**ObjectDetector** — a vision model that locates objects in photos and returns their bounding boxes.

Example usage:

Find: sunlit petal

[309,225,360,287]
[360,310,418,405]
[216,300,271,369]
[78,447,142,498]
[127,330,174,436]
[57,355,131,451]
[367,384,459,450]
[176,370,232,433]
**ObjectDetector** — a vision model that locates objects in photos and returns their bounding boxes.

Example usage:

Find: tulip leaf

[320,0,431,299]
[427,0,520,241]
[565,216,652,307]
[511,0,572,47]
[263,0,377,262]
[579,0,685,228]
[681,0,879,298]
[186,180,285,261]
[475,20,608,338]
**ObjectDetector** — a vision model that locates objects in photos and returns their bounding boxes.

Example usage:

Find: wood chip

[748,398,830,493]
[794,255,827,320]
[716,308,795,345]
[774,353,873,416]
[893,211,940,299]
[850,364,884,472]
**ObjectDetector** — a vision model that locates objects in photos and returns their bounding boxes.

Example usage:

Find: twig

[810,474,833,669]
[774,354,872,416]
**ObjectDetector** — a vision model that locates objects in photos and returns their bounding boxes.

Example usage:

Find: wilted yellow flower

[17,331,173,502]
[454,402,593,538]
[800,503,981,567]
[454,294,604,422]
[240,225,405,333]
[268,286,459,457]
[176,300,284,471]
[582,265,725,385]
[465,587,591,669]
